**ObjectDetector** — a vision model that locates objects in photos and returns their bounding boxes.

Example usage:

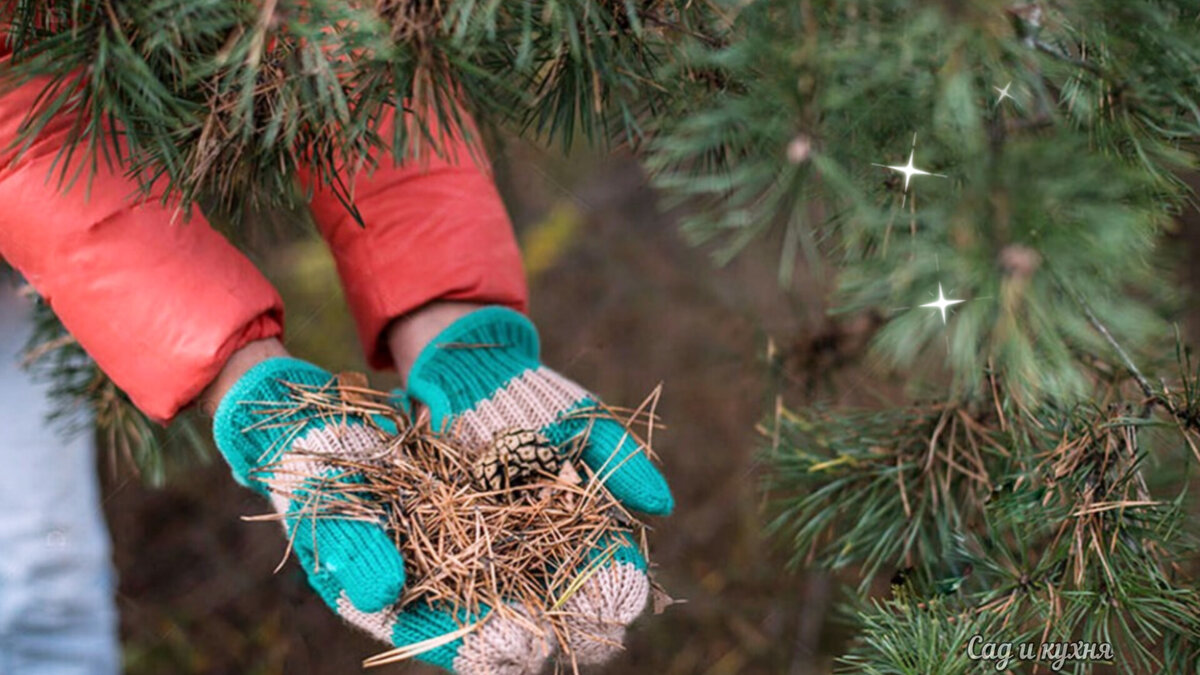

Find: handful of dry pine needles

[244,373,668,668]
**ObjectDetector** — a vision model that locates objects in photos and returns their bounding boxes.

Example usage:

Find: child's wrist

[385,301,488,387]
[197,338,290,417]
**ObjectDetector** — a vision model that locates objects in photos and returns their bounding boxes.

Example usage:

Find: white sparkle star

[995,81,1014,104]
[873,134,946,192]
[920,283,965,324]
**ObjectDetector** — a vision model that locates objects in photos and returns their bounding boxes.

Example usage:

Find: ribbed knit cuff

[402,603,485,670]
[406,306,542,430]
[212,357,336,491]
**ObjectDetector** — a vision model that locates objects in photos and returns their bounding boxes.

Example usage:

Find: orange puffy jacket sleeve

[0,57,526,420]
[0,70,286,422]
[302,109,528,370]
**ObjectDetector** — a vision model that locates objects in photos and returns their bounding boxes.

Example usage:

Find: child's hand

[212,358,552,674]
[403,306,672,664]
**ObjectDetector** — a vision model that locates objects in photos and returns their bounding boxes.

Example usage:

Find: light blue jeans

[0,284,120,675]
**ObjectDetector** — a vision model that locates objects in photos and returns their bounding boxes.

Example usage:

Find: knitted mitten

[213,357,552,674]
[405,307,673,664]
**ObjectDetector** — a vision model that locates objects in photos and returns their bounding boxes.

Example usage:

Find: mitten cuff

[212,357,335,489]
[406,306,542,430]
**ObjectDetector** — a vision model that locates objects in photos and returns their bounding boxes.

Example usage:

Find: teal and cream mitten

[213,357,552,674]
[405,307,673,664]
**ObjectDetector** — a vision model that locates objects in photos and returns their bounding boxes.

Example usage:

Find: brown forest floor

[101,144,1200,674]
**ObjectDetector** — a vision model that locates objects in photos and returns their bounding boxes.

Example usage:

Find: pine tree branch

[0,0,725,216]
[1051,269,1155,401]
